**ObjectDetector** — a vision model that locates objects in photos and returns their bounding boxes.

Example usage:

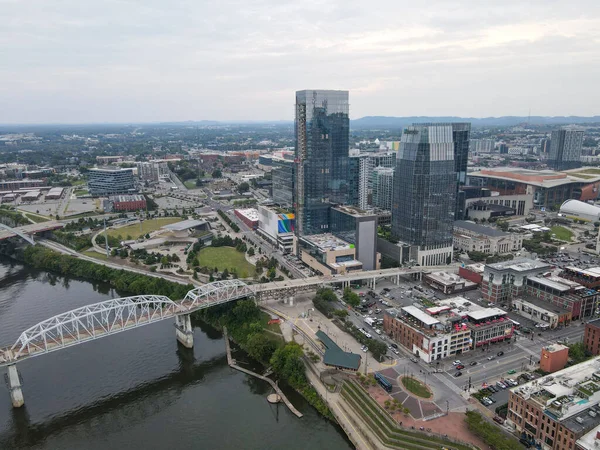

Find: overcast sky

[1,0,599,123]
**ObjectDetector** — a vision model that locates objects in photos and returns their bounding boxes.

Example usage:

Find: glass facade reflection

[295,90,350,236]
[391,125,456,250]
[271,157,294,208]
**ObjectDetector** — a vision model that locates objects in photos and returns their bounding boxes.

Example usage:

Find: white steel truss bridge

[0,280,254,370]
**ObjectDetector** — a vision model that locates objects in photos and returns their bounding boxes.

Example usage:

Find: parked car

[487,355,495,361]
[454,371,463,377]
[361,345,368,352]
[391,343,398,349]
[410,357,418,363]
[507,369,516,375]
[456,364,465,370]
[393,349,400,355]
[470,361,478,366]
[497,351,504,356]
[493,416,505,424]
[452,360,462,366]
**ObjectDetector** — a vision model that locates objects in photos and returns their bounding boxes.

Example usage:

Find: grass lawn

[82,250,109,260]
[400,376,432,399]
[198,246,255,278]
[74,188,88,196]
[551,225,573,241]
[183,180,198,189]
[107,217,182,239]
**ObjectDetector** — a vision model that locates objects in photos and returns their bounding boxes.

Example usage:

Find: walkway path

[223,327,302,418]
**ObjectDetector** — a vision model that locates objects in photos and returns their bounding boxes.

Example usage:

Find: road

[202,187,307,279]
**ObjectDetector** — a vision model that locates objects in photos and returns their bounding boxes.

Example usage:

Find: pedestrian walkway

[223,327,302,418]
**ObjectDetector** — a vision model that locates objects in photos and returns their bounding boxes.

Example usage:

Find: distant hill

[350,116,600,129]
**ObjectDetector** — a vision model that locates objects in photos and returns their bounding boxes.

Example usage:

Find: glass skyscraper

[391,125,457,266]
[549,127,584,171]
[295,90,350,236]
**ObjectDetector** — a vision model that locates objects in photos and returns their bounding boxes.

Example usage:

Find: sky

[1,0,599,123]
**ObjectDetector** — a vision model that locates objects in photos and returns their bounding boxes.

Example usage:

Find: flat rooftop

[454,220,509,237]
[528,276,572,293]
[303,233,353,251]
[486,257,550,272]
[470,167,600,188]
[512,356,600,425]
[401,305,440,326]
[162,219,206,231]
[565,267,600,279]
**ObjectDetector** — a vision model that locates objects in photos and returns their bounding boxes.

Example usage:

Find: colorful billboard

[277,213,295,233]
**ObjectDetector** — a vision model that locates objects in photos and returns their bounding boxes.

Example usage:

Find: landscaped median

[340,380,478,450]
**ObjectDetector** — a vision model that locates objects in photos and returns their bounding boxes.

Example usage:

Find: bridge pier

[7,364,24,408]
[174,314,194,348]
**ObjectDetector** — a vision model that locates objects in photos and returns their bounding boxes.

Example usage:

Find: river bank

[0,258,353,449]
[0,245,337,425]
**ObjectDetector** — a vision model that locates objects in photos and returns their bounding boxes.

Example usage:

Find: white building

[371,167,394,211]
[137,160,170,182]
[257,205,295,252]
[453,220,524,254]
[559,199,600,222]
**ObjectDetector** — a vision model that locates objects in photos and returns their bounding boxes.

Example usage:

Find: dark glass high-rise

[294,90,350,236]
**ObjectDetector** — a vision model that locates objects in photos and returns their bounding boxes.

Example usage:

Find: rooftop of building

[564,266,600,279]
[514,295,571,316]
[486,257,550,272]
[528,276,572,293]
[90,167,134,172]
[512,356,600,428]
[302,233,353,251]
[234,208,259,221]
[463,263,485,273]
[162,219,207,232]
[454,220,510,238]
[468,201,515,213]
[331,204,377,218]
[469,167,600,188]
[110,194,145,202]
[315,330,361,370]
[543,343,569,353]
[436,296,509,322]
[425,271,477,288]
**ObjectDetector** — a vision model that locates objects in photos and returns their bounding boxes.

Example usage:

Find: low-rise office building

[109,194,147,212]
[481,258,551,304]
[297,234,362,275]
[88,168,135,196]
[562,267,600,289]
[512,296,572,329]
[453,220,523,254]
[423,271,478,294]
[234,208,259,230]
[508,356,600,450]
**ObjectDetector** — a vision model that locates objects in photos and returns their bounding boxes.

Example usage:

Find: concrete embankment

[223,327,303,418]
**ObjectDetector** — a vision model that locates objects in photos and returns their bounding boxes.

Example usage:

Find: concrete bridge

[0,221,64,245]
[0,265,457,408]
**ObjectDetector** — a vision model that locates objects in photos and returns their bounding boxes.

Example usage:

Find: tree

[317,288,337,302]
[237,182,250,194]
[247,247,255,257]
[497,220,509,232]
[212,169,222,178]
[343,287,360,307]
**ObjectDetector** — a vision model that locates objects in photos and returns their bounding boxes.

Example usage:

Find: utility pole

[103,218,109,257]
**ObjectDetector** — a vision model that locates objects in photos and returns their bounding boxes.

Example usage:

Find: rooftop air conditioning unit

[590,410,597,417]
[576,417,585,424]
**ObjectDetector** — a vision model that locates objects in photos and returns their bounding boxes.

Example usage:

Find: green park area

[400,376,432,399]
[106,217,182,239]
[198,246,255,278]
[551,225,573,242]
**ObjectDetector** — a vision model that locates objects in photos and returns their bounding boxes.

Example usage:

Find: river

[0,258,353,450]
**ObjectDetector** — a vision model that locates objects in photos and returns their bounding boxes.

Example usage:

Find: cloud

[0,0,599,122]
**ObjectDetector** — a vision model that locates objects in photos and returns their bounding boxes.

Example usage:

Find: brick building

[481,258,550,304]
[585,319,600,356]
[110,195,146,212]
[540,344,569,373]
[508,356,600,450]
